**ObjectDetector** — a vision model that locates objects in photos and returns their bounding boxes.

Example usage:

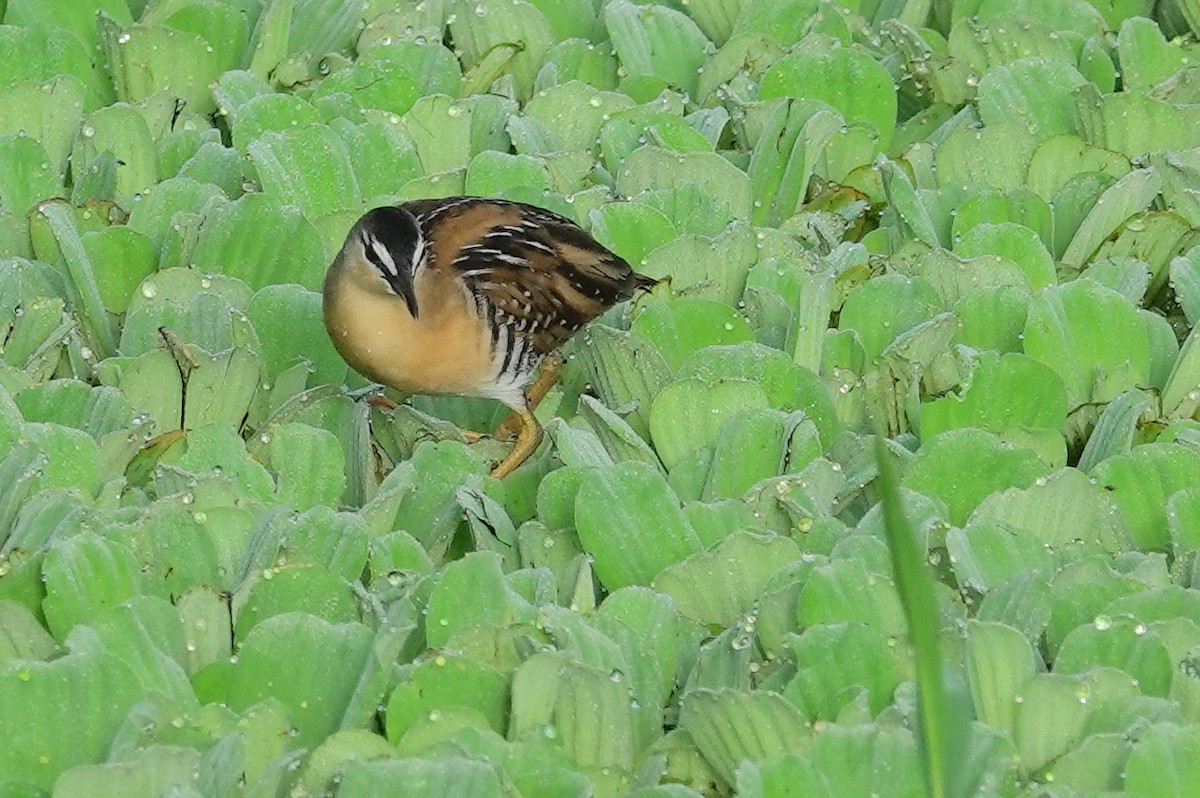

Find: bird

[322,196,658,478]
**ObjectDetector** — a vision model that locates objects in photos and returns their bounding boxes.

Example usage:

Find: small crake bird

[323,196,658,478]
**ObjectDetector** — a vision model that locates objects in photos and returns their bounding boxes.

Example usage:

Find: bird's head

[347,205,426,318]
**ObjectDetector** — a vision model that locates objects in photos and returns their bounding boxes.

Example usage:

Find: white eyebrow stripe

[367,235,398,276]
[412,234,427,271]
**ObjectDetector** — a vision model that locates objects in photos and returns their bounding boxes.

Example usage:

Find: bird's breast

[324,278,493,397]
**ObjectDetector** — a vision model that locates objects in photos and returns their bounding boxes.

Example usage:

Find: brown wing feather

[405,197,655,358]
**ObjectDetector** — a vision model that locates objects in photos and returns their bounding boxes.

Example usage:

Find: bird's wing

[411,198,649,356]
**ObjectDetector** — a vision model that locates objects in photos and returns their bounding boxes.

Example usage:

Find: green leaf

[571,325,672,439]
[425,552,534,647]
[42,533,142,640]
[99,17,221,116]
[15,379,130,440]
[934,122,1036,192]
[902,429,1050,526]
[447,0,554,101]
[0,76,85,181]
[339,757,503,798]
[760,47,897,148]
[976,58,1088,141]
[1012,673,1094,773]
[248,124,361,217]
[1022,280,1151,408]
[234,564,359,639]
[286,0,365,61]
[314,58,421,117]
[784,622,908,720]
[224,613,374,750]
[1124,722,1200,797]
[970,467,1133,553]
[631,299,754,372]
[839,274,941,363]
[575,461,703,590]
[965,620,1037,735]
[173,428,269,504]
[376,443,485,559]
[589,201,676,267]
[1092,443,1200,551]
[192,192,328,292]
[797,559,906,636]
[603,0,711,97]
[954,222,1056,290]
[677,343,838,446]
[387,654,509,743]
[1162,322,1200,419]
[1060,167,1163,270]
[0,630,145,790]
[1055,618,1173,697]
[879,156,940,248]
[521,81,634,154]
[921,351,1068,441]
[617,145,753,222]
[0,18,116,110]
[1025,134,1129,202]
[679,688,810,787]
[638,222,758,305]
[653,531,800,627]
[0,600,58,662]
[72,105,157,206]
[948,519,1054,593]
[648,378,771,473]
[265,422,346,509]
[0,135,61,219]
[247,284,347,385]
[5,0,133,55]
[1117,16,1190,92]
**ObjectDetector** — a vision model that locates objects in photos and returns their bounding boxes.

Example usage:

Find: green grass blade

[873,433,970,798]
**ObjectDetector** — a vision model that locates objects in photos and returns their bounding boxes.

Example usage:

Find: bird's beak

[397,275,419,320]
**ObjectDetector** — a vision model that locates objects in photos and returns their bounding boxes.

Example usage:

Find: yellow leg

[495,353,565,440]
[490,409,543,479]
[367,395,398,410]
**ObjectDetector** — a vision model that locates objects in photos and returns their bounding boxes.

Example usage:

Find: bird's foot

[494,353,565,440]
[366,394,398,410]
[489,409,543,478]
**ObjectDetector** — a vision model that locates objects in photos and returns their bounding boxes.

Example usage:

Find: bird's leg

[495,353,565,440]
[366,394,398,410]
[489,409,543,478]
[364,389,487,443]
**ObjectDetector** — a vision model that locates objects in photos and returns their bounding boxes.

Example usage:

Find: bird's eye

[362,233,399,278]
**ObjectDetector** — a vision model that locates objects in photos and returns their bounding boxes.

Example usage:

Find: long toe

[489,410,543,478]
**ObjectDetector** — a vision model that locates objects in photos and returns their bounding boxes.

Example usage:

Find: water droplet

[141,281,158,298]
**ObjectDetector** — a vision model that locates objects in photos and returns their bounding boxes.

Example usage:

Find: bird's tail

[634,272,662,292]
